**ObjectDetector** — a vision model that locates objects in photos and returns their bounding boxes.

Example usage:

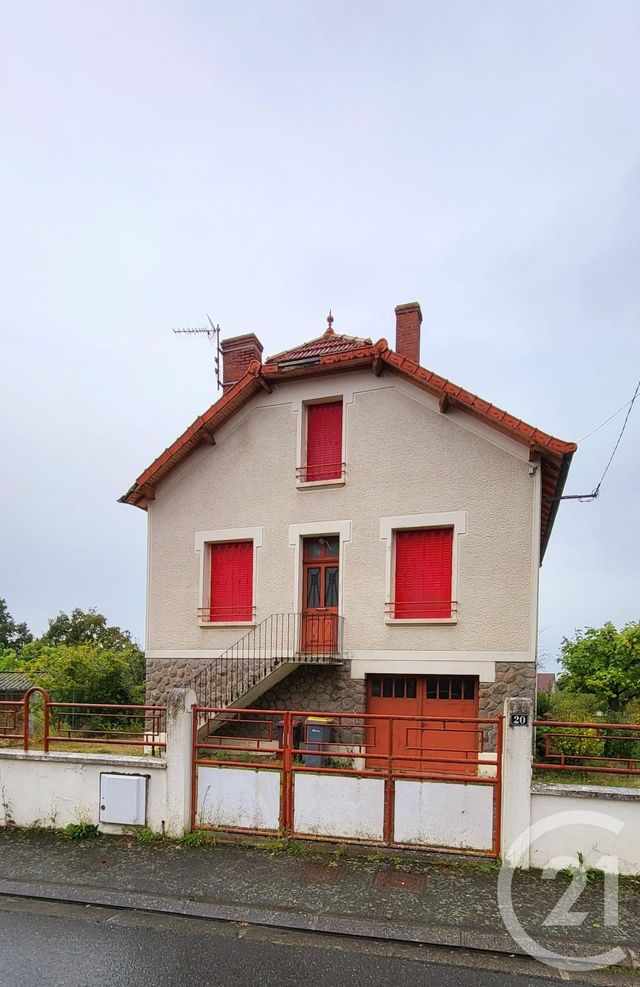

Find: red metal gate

[192,707,503,857]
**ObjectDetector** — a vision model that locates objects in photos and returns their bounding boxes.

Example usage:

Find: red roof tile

[120,335,576,557]
[267,328,372,364]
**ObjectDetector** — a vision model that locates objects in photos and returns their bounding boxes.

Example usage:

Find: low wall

[0,750,167,835]
[530,784,640,877]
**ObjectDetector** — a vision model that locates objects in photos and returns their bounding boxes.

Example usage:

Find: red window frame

[394,527,453,619]
[305,400,343,482]
[209,541,254,622]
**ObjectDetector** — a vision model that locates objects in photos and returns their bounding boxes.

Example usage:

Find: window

[304,401,343,482]
[394,528,453,619]
[209,541,253,622]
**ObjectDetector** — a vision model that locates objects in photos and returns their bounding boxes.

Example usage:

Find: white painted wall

[0,750,166,834]
[146,371,538,675]
[530,787,640,877]
[197,765,281,831]
[293,773,385,840]
[394,779,495,850]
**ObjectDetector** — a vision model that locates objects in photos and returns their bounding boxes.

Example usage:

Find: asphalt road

[0,896,631,987]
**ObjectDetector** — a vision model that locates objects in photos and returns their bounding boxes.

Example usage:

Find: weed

[392,856,413,872]
[181,830,206,847]
[254,837,302,856]
[135,827,162,845]
[365,852,385,864]
[65,822,100,841]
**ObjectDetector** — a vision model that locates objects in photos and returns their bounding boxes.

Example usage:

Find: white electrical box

[99,773,147,826]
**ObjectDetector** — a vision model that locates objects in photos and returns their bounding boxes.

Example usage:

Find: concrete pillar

[164,687,196,837]
[501,696,534,868]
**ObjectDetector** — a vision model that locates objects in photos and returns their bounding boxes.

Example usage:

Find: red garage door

[366,674,479,775]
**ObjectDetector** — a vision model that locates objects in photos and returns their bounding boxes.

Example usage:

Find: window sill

[198,621,256,629]
[296,478,346,491]
[384,617,458,626]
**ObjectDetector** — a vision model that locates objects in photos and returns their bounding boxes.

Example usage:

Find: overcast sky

[1,1,638,666]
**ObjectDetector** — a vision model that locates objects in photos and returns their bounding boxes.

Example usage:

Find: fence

[0,687,165,755]
[533,719,640,779]
[192,707,503,856]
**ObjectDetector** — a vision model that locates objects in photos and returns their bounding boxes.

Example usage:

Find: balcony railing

[295,462,346,483]
[385,600,458,619]
[198,605,257,624]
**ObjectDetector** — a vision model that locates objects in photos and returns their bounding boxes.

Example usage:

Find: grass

[65,821,100,841]
[254,837,303,856]
[533,768,640,788]
[0,737,162,756]
[199,748,281,766]
[135,827,163,844]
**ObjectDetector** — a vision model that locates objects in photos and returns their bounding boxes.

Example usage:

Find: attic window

[301,400,344,483]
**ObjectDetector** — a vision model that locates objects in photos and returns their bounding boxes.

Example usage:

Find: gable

[119,339,575,558]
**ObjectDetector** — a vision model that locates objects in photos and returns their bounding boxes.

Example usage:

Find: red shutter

[395,528,453,619]
[209,542,253,622]
[306,401,343,481]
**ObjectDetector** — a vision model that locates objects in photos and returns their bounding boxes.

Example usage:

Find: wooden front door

[366,674,479,775]
[302,536,339,655]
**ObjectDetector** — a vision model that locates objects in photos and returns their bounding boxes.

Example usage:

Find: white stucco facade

[145,370,540,690]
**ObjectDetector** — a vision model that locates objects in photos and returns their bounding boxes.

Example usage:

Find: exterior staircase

[188,612,344,734]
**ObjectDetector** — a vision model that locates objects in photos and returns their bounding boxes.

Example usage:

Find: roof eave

[540,448,574,562]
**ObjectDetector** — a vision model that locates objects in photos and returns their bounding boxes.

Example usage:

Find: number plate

[510,713,529,727]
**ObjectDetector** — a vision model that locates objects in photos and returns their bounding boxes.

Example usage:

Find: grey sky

[1,1,638,666]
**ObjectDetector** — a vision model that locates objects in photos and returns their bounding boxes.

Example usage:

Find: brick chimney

[394,302,422,364]
[220,333,263,391]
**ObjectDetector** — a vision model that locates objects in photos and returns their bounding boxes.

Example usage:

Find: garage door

[366,674,479,775]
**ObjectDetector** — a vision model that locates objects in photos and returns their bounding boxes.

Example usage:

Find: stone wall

[479,661,536,718]
[149,657,535,713]
[146,658,205,705]
[252,661,365,714]
[146,657,366,713]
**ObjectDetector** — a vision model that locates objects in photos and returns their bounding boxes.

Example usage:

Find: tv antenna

[172,314,221,391]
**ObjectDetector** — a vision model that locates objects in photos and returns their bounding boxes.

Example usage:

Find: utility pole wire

[592,377,640,498]
[578,394,637,443]
[544,375,639,502]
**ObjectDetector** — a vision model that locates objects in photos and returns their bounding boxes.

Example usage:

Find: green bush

[536,692,606,764]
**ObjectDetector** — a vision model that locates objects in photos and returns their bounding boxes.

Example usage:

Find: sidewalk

[0,829,638,969]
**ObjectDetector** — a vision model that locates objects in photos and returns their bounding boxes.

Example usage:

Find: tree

[24,644,144,705]
[19,608,145,705]
[0,598,32,652]
[559,621,640,713]
[40,608,139,653]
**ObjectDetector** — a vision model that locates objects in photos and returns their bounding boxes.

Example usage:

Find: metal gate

[192,707,503,857]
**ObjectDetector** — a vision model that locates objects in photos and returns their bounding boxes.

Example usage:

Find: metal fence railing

[192,706,503,855]
[0,688,166,756]
[533,718,640,778]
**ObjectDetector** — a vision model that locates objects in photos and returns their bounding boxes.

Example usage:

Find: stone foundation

[147,656,535,719]
[253,662,365,714]
[479,661,536,718]
[146,658,206,705]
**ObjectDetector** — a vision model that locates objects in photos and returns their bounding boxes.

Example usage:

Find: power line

[578,394,636,442]
[544,375,639,503]
[592,377,640,498]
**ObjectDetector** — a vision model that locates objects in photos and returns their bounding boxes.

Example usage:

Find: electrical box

[99,774,147,826]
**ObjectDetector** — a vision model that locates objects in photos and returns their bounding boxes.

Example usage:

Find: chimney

[394,302,422,364]
[220,333,263,391]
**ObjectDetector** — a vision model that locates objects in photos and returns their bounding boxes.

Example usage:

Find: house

[537,672,557,694]
[120,301,575,760]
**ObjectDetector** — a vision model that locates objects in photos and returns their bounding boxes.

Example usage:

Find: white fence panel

[293,773,385,840]
[394,779,494,850]
[197,766,281,831]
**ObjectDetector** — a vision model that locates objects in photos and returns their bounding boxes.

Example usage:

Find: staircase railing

[189,612,344,712]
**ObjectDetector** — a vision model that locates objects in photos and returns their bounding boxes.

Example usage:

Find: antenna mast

[172,314,222,390]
